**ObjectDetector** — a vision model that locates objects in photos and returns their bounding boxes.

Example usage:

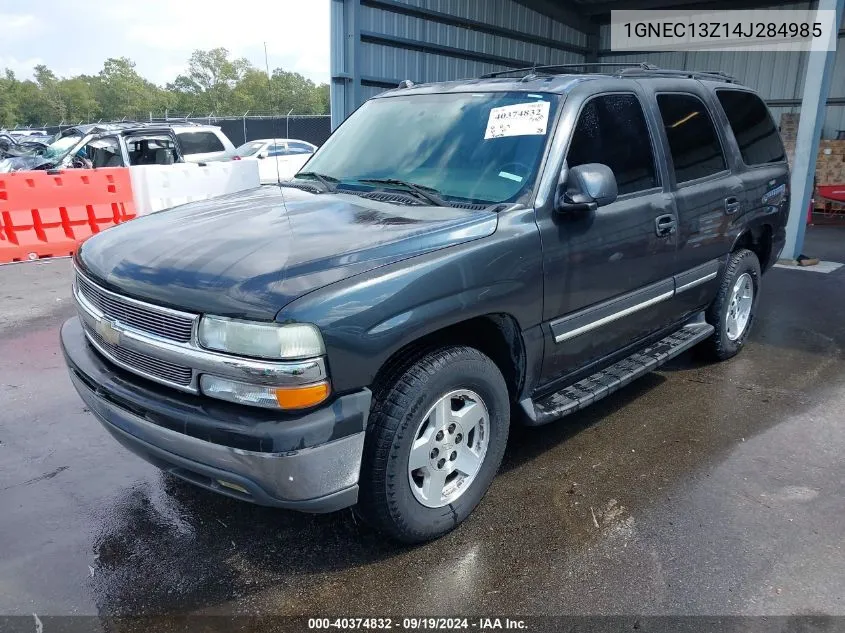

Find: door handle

[654,214,677,237]
[725,196,741,215]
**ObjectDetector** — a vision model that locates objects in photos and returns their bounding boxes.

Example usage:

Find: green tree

[269,70,325,115]
[229,68,272,113]
[169,47,251,113]
[0,69,21,126]
[0,50,329,126]
[57,77,99,122]
[14,80,57,126]
[95,57,164,120]
[31,64,66,122]
[316,83,330,115]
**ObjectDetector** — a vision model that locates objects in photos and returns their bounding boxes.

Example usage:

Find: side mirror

[257,151,268,159]
[555,163,618,213]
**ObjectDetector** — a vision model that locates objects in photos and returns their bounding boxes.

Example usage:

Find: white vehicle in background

[233,138,317,183]
[10,129,49,137]
[170,123,237,163]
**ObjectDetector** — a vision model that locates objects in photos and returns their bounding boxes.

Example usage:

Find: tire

[703,248,761,361]
[357,346,510,544]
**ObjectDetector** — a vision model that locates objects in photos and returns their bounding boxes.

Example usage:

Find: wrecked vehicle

[61,66,788,543]
[0,131,53,157]
[0,123,184,172]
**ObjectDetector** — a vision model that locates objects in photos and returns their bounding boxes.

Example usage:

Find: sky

[0,0,331,85]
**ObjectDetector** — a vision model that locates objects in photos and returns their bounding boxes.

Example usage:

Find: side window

[178,131,225,155]
[716,90,785,165]
[566,94,657,195]
[656,93,726,183]
[267,144,288,157]
[126,137,178,166]
[288,141,315,154]
[84,136,123,168]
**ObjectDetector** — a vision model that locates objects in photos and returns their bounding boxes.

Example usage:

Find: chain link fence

[18,112,332,147]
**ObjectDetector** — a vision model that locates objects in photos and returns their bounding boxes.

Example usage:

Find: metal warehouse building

[330,0,845,257]
[330,0,844,133]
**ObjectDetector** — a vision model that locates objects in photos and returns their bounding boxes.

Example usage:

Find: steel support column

[330,0,361,130]
[784,0,845,260]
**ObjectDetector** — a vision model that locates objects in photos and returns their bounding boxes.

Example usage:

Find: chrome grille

[85,323,193,386]
[75,273,196,343]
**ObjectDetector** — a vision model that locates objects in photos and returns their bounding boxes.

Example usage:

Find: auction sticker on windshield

[484,101,550,139]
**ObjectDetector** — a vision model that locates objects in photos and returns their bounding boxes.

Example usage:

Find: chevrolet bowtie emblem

[95,318,121,346]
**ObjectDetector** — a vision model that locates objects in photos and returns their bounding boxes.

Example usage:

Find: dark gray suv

[61,64,789,543]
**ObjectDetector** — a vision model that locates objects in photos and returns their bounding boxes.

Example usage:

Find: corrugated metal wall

[332,0,844,138]
[598,7,845,138]
[331,0,588,127]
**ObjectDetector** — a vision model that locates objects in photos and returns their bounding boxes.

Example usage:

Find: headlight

[198,316,324,359]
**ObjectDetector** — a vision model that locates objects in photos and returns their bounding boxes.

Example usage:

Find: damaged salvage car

[61,65,789,543]
[0,122,184,172]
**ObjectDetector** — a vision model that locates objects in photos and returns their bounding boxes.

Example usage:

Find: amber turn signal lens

[274,382,330,409]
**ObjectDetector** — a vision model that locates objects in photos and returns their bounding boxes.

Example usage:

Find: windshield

[41,135,84,161]
[302,91,560,203]
[236,141,265,157]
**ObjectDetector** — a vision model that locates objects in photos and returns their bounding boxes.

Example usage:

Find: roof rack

[480,63,736,84]
[480,62,657,79]
[618,67,737,83]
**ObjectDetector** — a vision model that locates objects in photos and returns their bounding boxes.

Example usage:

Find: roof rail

[480,62,657,79]
[479,63,737,84]
[618,67,737,83]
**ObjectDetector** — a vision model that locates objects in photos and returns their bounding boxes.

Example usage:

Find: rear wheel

[357,346,509,543]
[703,248,761,360]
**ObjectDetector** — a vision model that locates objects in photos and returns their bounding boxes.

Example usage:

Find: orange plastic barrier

[0,168,136,264]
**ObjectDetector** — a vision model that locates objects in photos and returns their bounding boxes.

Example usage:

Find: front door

[538,90,679,387]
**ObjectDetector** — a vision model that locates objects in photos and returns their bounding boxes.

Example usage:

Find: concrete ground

[0,226,843,621]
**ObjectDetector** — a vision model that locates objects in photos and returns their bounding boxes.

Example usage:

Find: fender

[279,207,544,393]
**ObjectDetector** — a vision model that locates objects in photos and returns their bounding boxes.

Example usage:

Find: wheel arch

[731,222,773,271]
[370,313,527,405]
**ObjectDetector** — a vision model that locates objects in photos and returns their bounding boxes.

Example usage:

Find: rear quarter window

[716,90,785,166]
[177,131,225,155]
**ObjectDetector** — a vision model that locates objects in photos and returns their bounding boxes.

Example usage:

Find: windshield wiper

[295,171,338,192]
[356,178,448,207]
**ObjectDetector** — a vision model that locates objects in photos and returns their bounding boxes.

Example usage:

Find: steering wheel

[70,155,92,169]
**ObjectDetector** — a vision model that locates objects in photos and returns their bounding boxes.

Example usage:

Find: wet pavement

[1,227,844,619]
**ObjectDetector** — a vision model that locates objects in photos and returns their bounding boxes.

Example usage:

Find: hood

[0,155,53,172]
[76,186,498,320]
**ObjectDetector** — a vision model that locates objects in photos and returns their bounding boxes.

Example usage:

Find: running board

[522,322,715,426]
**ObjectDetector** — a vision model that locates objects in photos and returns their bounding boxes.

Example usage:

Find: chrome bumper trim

[73,281,327,394]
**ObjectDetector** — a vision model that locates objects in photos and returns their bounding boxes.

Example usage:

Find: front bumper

[61,317,371,513]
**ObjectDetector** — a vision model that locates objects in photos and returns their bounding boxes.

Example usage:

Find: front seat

[154,148,174,165]
[104,153,124,167]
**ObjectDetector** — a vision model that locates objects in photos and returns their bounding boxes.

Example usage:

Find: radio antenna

[264,41,282,186]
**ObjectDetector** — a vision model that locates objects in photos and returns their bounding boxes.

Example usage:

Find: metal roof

[517,0,787,21]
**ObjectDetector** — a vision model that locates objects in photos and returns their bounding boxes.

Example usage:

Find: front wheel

[357,346,510,543]
[703,248,761,361]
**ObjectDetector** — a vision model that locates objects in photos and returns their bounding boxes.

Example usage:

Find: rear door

[647,84,743,315]
[712,88,790,269]
[538,87,680,385]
